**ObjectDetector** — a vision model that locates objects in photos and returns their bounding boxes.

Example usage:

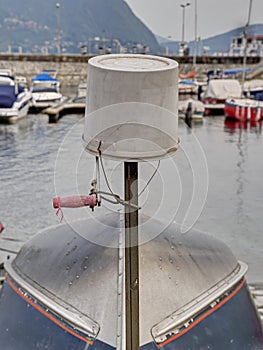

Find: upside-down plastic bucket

[83,54,179,162]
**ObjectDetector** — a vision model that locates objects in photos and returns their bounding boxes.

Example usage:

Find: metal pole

[241,0,253,95]
[181,5,185,43]
[180,3,190,55]
[181,3,191,43]
[124,162,139,350]
[56,3,61,54]
[193,0,197,67]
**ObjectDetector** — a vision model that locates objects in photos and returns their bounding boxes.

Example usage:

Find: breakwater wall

[0,53,262,87]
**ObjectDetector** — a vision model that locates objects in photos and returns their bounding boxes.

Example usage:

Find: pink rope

[55,207,64,223]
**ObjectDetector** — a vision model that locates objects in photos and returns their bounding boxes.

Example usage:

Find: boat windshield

[0,277,96,350]
[150,279,263,350]
[32,86,58,93]
[0,85,16,108]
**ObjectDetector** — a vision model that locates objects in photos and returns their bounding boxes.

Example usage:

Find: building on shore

[229,34,263,57]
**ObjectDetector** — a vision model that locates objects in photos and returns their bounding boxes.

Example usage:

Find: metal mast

[124,162,139,350]
[193,0,198,68]
[241,0,253,95]
[56,3,61,54]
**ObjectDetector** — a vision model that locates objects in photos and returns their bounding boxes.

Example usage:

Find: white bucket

[83,54,179,162]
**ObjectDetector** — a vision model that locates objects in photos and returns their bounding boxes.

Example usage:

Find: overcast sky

[125,0,263,41]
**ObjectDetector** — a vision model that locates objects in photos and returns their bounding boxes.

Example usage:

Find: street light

[179,2,190,56]
[56,2,61,54]
[180,2,190,43]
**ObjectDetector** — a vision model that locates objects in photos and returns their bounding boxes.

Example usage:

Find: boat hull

[178,98,204,120]
[1,214,263,348]
[202,101,225,116]
[0,94,31,124]
[224,98,263,122]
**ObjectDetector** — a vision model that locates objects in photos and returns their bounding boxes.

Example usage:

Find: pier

[44,98,86,123]
[0,53,263,86]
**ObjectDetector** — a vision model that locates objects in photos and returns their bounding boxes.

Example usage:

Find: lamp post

[179,2,190,56]
[56,2,61,54]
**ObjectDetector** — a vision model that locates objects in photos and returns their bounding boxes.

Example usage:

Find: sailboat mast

[241,0,253,95]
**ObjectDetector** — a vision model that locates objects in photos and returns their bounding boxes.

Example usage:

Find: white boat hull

[0,91,32,124]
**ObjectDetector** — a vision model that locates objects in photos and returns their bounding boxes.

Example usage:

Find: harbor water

[0,107,262,285]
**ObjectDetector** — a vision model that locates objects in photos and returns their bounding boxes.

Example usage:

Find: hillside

[159,24,263,55]
[0,0,161,54]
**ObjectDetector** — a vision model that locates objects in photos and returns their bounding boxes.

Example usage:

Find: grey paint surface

[10,212,241,346]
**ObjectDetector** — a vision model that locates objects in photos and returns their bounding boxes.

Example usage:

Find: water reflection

[223,118,262,226]
[224,118,262,135]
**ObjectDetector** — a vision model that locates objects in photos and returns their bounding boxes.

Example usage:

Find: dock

[43,97,86,123]
[250,284,263,323]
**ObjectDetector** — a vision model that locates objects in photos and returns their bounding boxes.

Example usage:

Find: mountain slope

[0,0,161,53]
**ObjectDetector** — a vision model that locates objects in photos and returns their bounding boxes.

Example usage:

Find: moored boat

[224,97,263,121]
[30,70,65,112]
[74,82,87,103]
[201,79,242,115]
[178,79,198,95]
[0,213,262,348]
[178,97,204,120]
[0,74,32,124]
[244,79,263,100]
[225,0,262,123]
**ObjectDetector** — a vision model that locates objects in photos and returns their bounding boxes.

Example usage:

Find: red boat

[224,97,263,122]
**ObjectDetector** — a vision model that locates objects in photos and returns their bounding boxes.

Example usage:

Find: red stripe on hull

[224,102,262,122]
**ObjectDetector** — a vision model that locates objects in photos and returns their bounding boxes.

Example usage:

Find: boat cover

[244,79,263,90]
[0,85,16,108]
[179,79,197,85]
[178,98,205,112]
[32,73,58,82]
[207,68,251,80]
[204,79,242,99]
[223,68,251,75]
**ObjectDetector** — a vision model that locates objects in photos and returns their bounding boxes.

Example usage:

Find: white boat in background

[30,70,65,112]
[178,98,204,120]
[206,67,251,81]
[71,82,87,104]
[244,79,263,100]
[178,79,198,95]
[201,79,242,115]
[0,74,32,124]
